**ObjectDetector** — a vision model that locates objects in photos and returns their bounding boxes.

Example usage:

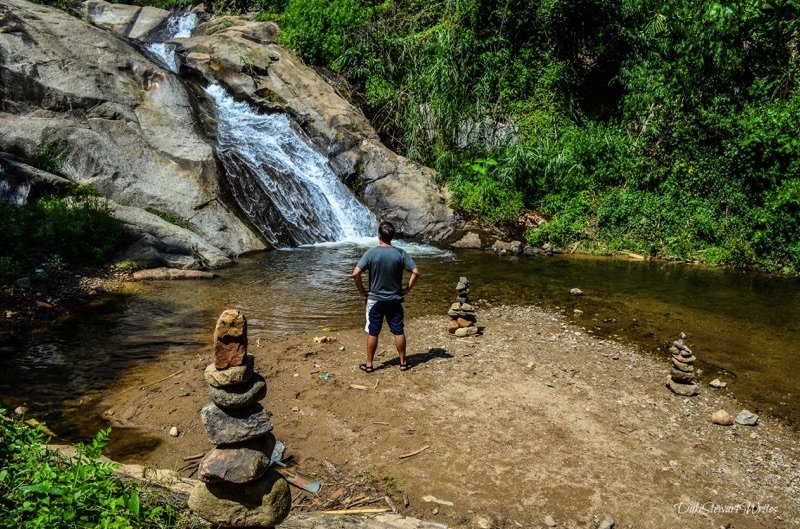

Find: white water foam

[206,83,377,246]
[144,12,198,73]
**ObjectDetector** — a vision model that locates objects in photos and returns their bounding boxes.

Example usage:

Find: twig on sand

[318,508,390,515]
[399,445,430,460]
[384,496,398,513]
[183,452,205,461]
[140,370,184,390]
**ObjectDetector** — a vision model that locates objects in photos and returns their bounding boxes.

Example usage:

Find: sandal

[399,362,410,371]
[359,363,374,374]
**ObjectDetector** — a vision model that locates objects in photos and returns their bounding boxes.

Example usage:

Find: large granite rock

[188,468,291,527]
[133,11,457,242]
[200,403,272,445]
[0,0,265,268]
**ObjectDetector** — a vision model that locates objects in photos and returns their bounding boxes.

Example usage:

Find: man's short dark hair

[378,220,396,243]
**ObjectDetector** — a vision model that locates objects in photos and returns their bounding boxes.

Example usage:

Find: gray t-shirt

[357,245,416,301]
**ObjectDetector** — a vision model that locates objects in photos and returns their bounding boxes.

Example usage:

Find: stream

[1,245,798,442]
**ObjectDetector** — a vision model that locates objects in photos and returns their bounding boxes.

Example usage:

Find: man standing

[352,221,420,372]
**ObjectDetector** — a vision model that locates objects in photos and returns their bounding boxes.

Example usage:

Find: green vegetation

[146,208,188,229]
[118,261,147,275]
[0,189,123,285]
[0,411,182,528]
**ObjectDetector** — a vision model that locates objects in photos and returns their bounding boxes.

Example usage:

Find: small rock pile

[447,277,479,337]
[667,332,700,396]
[188,309,291,528]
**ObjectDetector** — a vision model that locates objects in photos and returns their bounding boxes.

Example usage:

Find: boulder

[491,239,523,255]
[204,355,255,388]
[208,374,267,409]
[0,153,71,205]
[198,441,273,484]
[213,309,247,369]
[451,232,482,249]
[0,0,265,269]
[188,468,291,527]
[200,403,272,445]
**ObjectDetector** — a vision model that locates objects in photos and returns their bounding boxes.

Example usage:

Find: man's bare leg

[366,335,378,368]
[394,333,407,366]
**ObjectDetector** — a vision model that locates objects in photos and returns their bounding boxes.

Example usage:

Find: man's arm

[404,267,420,295]
[352,266,368,300]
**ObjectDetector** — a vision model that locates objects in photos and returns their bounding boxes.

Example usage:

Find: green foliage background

[135,0,800,272]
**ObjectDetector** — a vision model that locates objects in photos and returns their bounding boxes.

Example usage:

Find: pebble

[709,379,727,388]
[711,409,734,426]
[339,345,345,351]
[611,353,620,360]
[544,515,557,527]
[432,507,439,515]
[169,426,179,437]
[14,406,28,416]
[736,410,759,426]
[570,288,583,296]
[598,515,616,529]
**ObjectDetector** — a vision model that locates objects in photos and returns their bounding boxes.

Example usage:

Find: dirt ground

[95,305,800,529]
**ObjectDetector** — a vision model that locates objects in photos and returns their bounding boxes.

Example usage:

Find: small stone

[711,409,734,426]
[709,378,727,388]
[200,403,273,445]
[669,345,680,356]
[204,354,255,388]
[667,380,700,396]
[598,515,616,529]
[670,368,695,383]
[339,345,345,351]
[611,353,620,360]
[679,332,687,340]
[460,303,475,311]
[432,507,439,515]
[573,309,583,315]
[13,406,27,416]
[454,326,478,337]
[198,438,274,484]
[544,515,557,527]
[735,410,759,426]
[457,317,475,327]
[677,354,696,364]
[672,358,694,372]
[169,426,179,437]
[570,288,583,296]
[213,309,247,369]
[447,320,460,333]
[208,374,267,410]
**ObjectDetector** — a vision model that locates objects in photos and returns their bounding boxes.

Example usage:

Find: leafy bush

[0,411,179,529]
[0,194,123,285]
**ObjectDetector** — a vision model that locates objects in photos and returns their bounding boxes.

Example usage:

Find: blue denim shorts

[364,299,404,336]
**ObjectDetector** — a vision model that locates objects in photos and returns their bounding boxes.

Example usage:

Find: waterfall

[205,84,377,247]
[144,12,198,73]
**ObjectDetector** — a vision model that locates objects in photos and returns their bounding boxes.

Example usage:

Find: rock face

[0,0,265,268]
[162,12,457,241]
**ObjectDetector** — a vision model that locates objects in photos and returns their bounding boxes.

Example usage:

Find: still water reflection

[1,243,798,438]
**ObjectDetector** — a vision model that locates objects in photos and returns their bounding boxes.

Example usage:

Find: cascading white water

[205,84,377,247]
[144,12,198,73]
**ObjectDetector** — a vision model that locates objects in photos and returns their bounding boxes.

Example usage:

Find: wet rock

[188,468,291,527]
[735,410,759,426]
[523,246,540,257]
[208,374,267,410]
[491,240,523,255]
[213,309,248,369]
[712,409,734,426]
[709,378,728,388]
[200,403,272,445]
[204,354,255,388]
[198,443,272,484]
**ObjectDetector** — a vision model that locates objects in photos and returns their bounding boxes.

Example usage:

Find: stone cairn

[667,332,700,396]
[447,276,479,337]
[188,309,292,528]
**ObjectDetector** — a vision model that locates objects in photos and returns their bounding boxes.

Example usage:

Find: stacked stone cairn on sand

[447,277,479,337]
[667,332,700,397]
[188,309,291,528]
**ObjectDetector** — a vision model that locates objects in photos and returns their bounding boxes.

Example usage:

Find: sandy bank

[96,305,799,528]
